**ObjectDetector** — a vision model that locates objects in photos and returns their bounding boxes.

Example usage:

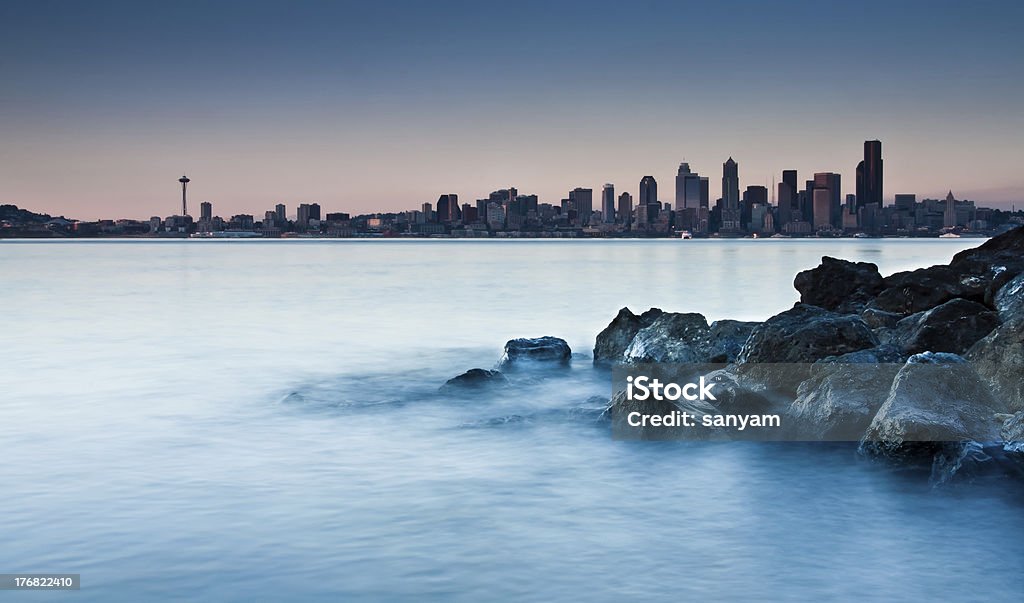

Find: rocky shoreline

[442,226,1024,480]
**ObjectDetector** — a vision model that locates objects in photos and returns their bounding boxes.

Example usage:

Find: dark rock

[966,316,1024,413]
[1002,411,1024,446]
[820,343,906,364]
[790,362,901,440]
[498,336,571,369]
[951,225,1024,265]
[593,307,664,366]
[860,352,1005,462]
[867,264,988,316]
[440,368,509,391]
[793,256,884,313]
[701,320,759,363]
[891,298,1000,356]
[737,304,879,364]
[860,307,902,330]
[994,272,1024,323]
[623,312,710,363]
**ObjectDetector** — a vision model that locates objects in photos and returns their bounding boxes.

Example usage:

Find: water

[2,239,1022,601]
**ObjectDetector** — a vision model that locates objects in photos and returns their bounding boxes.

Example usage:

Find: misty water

[2,239,1023,601]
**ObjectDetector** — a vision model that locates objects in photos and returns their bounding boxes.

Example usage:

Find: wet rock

[737,304,879,364]
[821,344,906,364]
[994,272,1024,323]
[593,307,664,366]
[440,368,509,391]
[860,353,1005,462]
[1001,411,1024,446]
[966,316,1024,413]
[789,362,900,441]
[890,298,999,356]
[701,320,759,363]
[793,256,884,313]
[860,307,902,330]
[867,264,988,316]
[623,313,710,363]
[498,336,571,369]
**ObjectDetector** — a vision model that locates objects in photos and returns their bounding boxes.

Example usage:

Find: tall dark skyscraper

[639,176,657,207]
[569,187,593,225]
[617,192,633,225]
[813,172,842,228]
[436,194,460,223]
[601,184,615,223]
[200,201,212,221]
[722,158,739,210]
[861,140,883,208]
[777,169,798,226]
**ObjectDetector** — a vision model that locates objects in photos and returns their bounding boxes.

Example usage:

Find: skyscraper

[639,176,659,225]
[813,172,842,229]
[200,201,212,221]
[720,158,741,233]
[275,203,286,222]
[602,184,615,223]
[778,169,798,226]
[436,194,460,223]
[676,163,703,210]
[861,140,883,209]
[617,192,633,226]
[944,191,957,228]
[722,158,739,211]
[569,187,593,226]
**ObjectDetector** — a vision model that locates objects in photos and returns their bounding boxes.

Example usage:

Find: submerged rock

[440,368,509,392]
[737,304,878,364]
[890,298,1000,356]
[593,307,664,366]
[793,256,884,313]
[498,336,571,369]
[860,353,1005,462]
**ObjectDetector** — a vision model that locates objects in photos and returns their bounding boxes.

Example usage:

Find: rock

[994,272,1024,323]
[737,304,879,364]
[966,316,1024,413]
[498,336,571,369]
[593,307,664,366]
[951,225,1024,265]
[790,361,902,441]
[820,344,906,364]
[867,264,988,316]
[440,368,509,391]
[1002,411,1024,445]
[860,307,902,330]
[623,313,710,363]
[793,256,884,313]
[860,352,1005,462]
[890,298,1000,356]
[700,320,759,363]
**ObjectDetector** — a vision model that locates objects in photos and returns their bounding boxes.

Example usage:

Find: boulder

[860,353,1005,462]
[790,361,901,441]
[1002,411,1024,446]
[700,320,759,363]
[867,264,988,316]
[737,304,879,364]
[820,344,906,364]
[860,307,903,330]
[593,307,664,366]
[793,256,884,313]
[440,368,509,392]
[498,336,571,369]
[966,316,1024,413]
[994,272,1024,323]
[890,298,1000,356]
[622,313,710,363]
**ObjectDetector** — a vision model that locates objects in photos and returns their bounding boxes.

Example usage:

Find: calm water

[2,239,1022,601]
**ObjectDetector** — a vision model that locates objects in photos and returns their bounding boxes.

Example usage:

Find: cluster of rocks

[440,336,573,393]
[597,226,1024,471]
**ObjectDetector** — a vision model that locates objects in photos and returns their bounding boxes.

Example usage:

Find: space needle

[178,174,191,217]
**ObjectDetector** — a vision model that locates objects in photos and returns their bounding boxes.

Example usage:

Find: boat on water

[679,230,693,239]
[939,232,961,238]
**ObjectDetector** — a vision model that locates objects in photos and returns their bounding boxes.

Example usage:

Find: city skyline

[2,0,1023,219]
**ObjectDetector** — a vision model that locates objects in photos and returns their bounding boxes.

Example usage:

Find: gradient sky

[2,0,1022,219]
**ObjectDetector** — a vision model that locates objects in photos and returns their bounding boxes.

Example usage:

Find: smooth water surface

[2,239,1022,601]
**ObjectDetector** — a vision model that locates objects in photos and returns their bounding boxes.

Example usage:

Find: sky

[2,0,1022,220]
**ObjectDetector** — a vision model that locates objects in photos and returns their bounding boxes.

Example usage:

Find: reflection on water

[2,239,1022,601]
